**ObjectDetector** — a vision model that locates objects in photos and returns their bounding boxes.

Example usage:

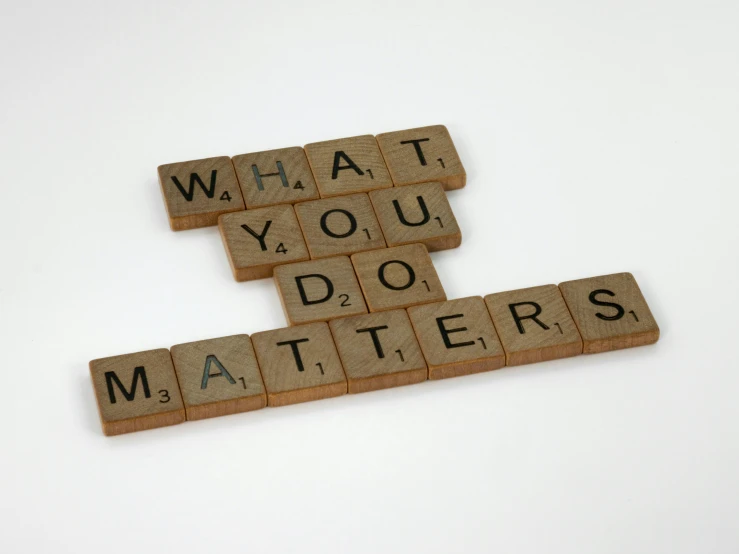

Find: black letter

[399,138,430,166]
[436,314,475,349]
[508,302,550,334]
[332,151,364,179]
[589,289,625,321]
[320,209,357,238]
[392,196,430,227]
[241,220,272,251]
[378,260,416,291]
[356,325,390,358]
[251,161,288,191]
[170,170,217,201]
[201,355,236,389]
[276,338,310,371]
[295,274,334,305]
[105,366,151,404]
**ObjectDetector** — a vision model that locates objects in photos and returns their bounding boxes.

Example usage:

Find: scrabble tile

[407,297,505,380]
[274,256,368,326]
[232,147,320,209]
[376,125,466,190]
[219,205,310,281]
[304,135,393,198]
[369,182,461,252]
[294,193,386,259]
[89,348,185,436]
[559,272,660,354]
[351,244,446,312]
[170,335,266,421]
[484,285,583,366]
[251,322,347,406]
[158,156,245,231]
[329,310,427,393]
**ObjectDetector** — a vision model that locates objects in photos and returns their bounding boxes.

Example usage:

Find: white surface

[1,1,737,552]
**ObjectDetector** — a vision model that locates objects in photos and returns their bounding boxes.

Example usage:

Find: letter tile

[351,244,446,312]
[408,297,505,380]
[304,135,393,197]
[294,193,386,259]
[376,125,466,190]
[369,182,461,251]
[484,285,582,366]
[559,272,660,353]
[329,309,427,393]
[232,147,320,209]
[251,322,347,406]
[170,335,266,421]
[274,256,367,326]
[158,156,245,231]
[219,205,309,281]
[89,349,185,436]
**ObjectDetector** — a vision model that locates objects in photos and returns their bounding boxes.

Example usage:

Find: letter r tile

[89,349,185,436]
[407,297,505,380]
[273,256,367,326]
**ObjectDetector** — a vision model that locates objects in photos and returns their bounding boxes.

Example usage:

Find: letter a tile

[232,147,320,209]
[158,156,245,231]
[369,182,462,251]
[89,349,185,436]
[170,335,266,421]
[559,272,660,353]
[376,125,466,190]
[351,244,446,312]
[251,322,347,406]
[304,135,393,198]
[329,310,427,393]
[219,205,310,281]
[407,297,505,380]
[484,285,582,366]
[274,256,368,326]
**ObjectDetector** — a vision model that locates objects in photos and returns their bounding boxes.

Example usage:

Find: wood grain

[329,309,427,393]
[484,284,583,366]
[170,334,266,421]
[304,135,393,198]
[89,348,185,436]
[219,205,309,281]
[232,146,319,209]
[407,297,505,380]
[376,125,466,190]
[294,193,386,259]
[158,156,245,231]
[274,256,368,326]
[369,181,461,251]
[559,272,660,353]
[351,244,446,312]
[251,322,347,406]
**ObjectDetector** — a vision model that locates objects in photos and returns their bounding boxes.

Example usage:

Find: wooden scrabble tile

[369,182,461,252]
[232,147,320,209]
[274,256,368,326]
[89,348,185,436]
[329,310,427,394]
[304,135,393,198]
[170,335,266,421]
[484,285,583,366]
[559,272,660,354]
[219,205,310,281]
[251,322,347,406]
[351,244,446,312]
[158,156,245,231]
[376,125,466,190]
[407,297,505,380]
[294,193,386,259]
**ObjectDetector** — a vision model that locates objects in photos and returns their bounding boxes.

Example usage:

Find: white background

[1,1,737,552]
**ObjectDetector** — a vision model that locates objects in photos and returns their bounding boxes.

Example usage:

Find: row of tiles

[220,181,461,282]
[90,272,659,436]
[158,125,466,231]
